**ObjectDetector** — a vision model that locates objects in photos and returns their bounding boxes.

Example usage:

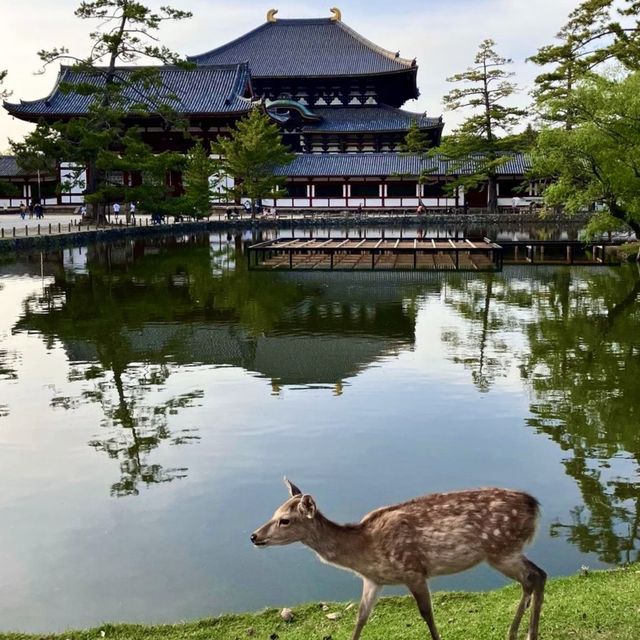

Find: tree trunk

[608,200,640,237]
[487,175,498,213]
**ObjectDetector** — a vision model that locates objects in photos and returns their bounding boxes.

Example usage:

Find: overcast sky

[0,0,580,150]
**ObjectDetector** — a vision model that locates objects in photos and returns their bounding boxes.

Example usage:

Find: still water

[0,229,638,633]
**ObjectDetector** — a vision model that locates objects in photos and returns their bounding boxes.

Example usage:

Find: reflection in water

[440,265,640,564]
[522,267,640,564]
[12,234,417,495]
[1,229,639,631]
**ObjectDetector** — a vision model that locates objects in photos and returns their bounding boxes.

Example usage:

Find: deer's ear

[284,477,302,497]
[298,494,317,519]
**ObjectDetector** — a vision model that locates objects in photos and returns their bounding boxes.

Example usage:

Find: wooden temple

[3,8,535,209]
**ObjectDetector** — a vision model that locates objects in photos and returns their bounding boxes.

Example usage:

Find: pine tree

[530,0,640,129]
[436,39,525,212]
[212,108,295,217]
[403,121,430,154]
[182,143,218,219]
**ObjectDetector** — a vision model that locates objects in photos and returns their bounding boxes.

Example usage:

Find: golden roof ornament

[330,7,342,21]
[267,8,278,22]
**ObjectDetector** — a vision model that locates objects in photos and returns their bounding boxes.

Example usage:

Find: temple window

[314,183,343,198]
[387,181,418,197]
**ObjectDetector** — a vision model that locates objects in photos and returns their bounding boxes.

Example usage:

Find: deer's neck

[303,513,367,571]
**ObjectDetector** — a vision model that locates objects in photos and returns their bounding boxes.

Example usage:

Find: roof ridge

[60,62,247,72]
[187,21,272,63]
[5,65,70,107]
[336,21,414,68]
[226,63,251,105]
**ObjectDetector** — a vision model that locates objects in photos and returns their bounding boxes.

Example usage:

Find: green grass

[3,566,640,640]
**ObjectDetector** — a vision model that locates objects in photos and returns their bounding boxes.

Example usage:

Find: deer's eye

[279,518,290,526]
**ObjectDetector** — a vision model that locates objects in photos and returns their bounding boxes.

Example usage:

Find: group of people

[112,201,137,224]
[18,202,45,220]
[78,201,137,224]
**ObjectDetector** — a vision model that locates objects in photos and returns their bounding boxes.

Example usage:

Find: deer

[251,479,546,640]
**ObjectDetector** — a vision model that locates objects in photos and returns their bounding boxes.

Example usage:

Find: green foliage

[0,181,19,198]
[181,143,218,218]
[531,72,640,235]
[434,39,525,211]
[1,567,639,639]
[402,121,430,154]
[10,0,192,219]
[530,1,640,128]
[212,108,295,214]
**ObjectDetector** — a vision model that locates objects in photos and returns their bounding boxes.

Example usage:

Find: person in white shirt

[113,202,121,220]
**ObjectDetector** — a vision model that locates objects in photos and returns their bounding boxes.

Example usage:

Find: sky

[0,0,580,150]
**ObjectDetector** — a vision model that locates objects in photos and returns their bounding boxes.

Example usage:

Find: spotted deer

[251,479,546,640]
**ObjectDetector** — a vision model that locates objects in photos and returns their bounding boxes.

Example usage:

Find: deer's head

[251,478,318,547]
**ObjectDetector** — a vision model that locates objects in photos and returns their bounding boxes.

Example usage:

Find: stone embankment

[0,210,590,254]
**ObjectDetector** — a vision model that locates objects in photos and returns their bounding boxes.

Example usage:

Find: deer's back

[359,488,540,581]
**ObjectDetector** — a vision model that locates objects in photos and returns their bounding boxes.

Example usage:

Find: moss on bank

[2,566,640,640]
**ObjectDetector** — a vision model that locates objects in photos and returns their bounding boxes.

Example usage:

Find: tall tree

[436,39,525,212]
[528,0,632,129]
[11,0,191,220]
[531,71,640,236]
[181,142,218,219]
[212,108,294,217]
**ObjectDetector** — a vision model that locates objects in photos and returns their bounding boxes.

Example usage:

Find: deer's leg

[489,554,546,640]
[524,558,546,640]
[350,577,381,640]
[407,579,442,640]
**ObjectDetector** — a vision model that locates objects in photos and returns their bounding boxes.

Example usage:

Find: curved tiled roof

[188,18,415,77]
[4,63,252,120]
[0,156,27,177]
[304,106,442,133]
[275,153,531,177]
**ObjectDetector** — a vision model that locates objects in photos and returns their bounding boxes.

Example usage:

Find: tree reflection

[11,235,335,494]
[441,273,521,392]
[441,265,640,563]
[523,265,640,564]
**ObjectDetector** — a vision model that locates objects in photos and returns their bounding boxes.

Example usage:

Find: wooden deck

[248,237,503,272]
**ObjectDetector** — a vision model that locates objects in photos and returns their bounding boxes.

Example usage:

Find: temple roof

[302,106,442,133]
[4,63,253,121]
[0,156,27,177]
[276,153,531,177]
[188,18,415,78]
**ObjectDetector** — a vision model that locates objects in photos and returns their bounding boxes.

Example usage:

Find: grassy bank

[3,566,639,640]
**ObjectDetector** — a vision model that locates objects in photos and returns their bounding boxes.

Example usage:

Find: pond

[0,229,639,633]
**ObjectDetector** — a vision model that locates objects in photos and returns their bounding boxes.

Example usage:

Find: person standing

[113,202,121,221]
[129,201,136,225]
[19,202,27,220]
[34,202,43,219]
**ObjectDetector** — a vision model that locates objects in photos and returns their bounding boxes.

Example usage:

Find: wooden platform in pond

[248,237,503,272]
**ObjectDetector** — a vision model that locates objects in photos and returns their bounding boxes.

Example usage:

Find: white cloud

[0,0,578,149]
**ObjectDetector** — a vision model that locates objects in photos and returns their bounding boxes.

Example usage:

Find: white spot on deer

[481,532,489,540]
[512,509,518,516]
[494,528,502,537]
